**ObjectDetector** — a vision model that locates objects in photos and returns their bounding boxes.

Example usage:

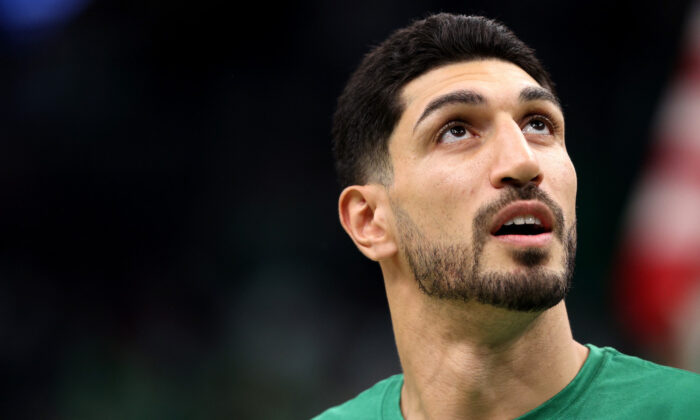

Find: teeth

[504,214,542,226]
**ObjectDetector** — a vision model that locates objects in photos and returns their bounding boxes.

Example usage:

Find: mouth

[490,200,555,247]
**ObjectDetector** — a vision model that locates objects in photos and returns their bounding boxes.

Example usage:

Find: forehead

[400,59,543,114]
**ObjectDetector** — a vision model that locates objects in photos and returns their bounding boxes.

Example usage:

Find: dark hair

[332,13,557,188]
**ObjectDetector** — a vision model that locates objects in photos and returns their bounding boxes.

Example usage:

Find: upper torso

[313,344,700,419]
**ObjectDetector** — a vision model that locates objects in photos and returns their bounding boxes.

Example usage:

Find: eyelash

[523,113,560,134]
[434,113,560,143]
[434,119,474,143]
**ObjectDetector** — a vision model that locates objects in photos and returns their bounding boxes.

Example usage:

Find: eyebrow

[413,90,484,131]
[412,86,561,132]
[519,86,560,108]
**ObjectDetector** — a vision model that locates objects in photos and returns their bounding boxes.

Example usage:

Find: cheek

[420,165,480,207]
[420,152,487,197]
[563,156,577,201]
[545,153,578,218]
[393,163,481,235]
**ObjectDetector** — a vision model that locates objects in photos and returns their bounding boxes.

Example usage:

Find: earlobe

[338,185,398,261]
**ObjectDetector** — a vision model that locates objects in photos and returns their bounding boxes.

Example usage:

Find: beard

[392,183,577,312]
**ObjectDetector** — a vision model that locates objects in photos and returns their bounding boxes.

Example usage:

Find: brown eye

[450,126,466,136]
[522,118,551,135]
[530,120,545,130]
[438,122,473,144]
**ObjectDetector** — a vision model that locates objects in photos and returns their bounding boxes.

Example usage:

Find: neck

[384,268,588,420]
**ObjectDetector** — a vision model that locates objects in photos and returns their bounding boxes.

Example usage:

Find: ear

[338,184,398,261]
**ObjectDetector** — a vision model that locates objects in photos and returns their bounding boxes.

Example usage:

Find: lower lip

[492,232,553,247]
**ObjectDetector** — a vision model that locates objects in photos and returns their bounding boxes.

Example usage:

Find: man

[315,13,700,420]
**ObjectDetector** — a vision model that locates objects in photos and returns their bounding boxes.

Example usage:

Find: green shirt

[313,344,700,419]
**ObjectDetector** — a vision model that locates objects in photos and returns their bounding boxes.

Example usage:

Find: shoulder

[312,374,403,420]
[521,345,700,419]
[588,345,700,414]
[595,345,700,387]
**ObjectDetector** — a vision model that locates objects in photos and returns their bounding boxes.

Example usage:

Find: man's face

[386,59,577,311]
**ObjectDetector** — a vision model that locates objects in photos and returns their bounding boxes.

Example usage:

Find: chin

[509,247,551,267]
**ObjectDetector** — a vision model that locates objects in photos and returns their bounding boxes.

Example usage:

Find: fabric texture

[312,344,700,419]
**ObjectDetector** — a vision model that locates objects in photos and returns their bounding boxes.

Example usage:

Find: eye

[522,117,552,135]
[438,122,474,144]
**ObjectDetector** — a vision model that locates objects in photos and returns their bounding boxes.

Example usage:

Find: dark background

[0,0,693,418]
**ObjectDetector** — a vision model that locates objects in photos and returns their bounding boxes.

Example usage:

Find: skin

[339,59,588,419]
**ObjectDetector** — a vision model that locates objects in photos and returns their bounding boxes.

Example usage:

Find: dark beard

[393,184,577,312]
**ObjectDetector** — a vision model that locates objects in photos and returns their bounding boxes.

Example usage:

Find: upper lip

[490,200,555,235]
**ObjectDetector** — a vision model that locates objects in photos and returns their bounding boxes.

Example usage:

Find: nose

[488,119,543,188]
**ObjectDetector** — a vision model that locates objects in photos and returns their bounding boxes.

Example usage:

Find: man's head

[333,13,557,188]
[335,14,577,313]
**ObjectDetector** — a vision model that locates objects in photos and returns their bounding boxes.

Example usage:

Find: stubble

[393,184,577,312]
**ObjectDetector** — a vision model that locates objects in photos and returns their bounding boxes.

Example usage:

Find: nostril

[500,176,530,187]
[490,157,543,188]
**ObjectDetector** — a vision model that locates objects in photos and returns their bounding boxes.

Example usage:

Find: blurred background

[1,0,699,418]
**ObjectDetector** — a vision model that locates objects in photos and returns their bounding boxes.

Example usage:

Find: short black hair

[332,13,557,188]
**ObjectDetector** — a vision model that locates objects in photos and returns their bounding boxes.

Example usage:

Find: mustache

[472,183,565,241]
